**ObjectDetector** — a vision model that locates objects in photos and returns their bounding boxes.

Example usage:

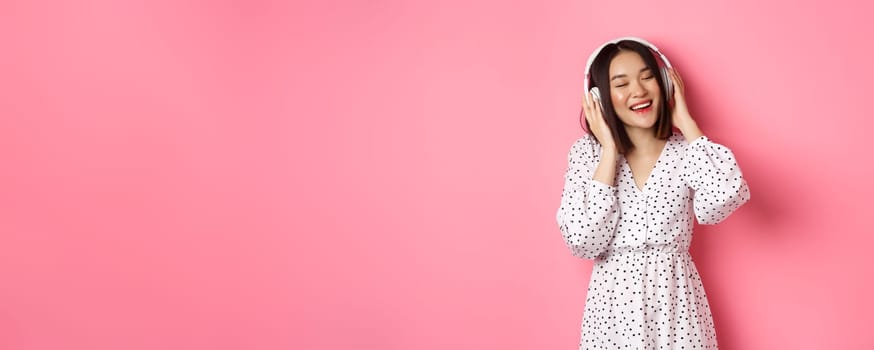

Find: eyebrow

[610,67,653,81]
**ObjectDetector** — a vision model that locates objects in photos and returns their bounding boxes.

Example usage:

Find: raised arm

[681,136,750,224]
[556,137,621,259]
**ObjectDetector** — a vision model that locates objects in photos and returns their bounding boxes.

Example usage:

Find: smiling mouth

[630,101,652,113]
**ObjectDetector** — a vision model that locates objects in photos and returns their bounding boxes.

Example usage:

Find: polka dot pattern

[556,132,750,349]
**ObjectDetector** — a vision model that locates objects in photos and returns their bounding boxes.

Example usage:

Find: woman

[556,38,750,349]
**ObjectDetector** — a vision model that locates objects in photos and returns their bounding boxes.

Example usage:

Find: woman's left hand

[668,68,703,142]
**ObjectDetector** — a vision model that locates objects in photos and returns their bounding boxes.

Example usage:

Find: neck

[625,127,664,156]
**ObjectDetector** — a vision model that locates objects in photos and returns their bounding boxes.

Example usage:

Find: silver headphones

[583,36,674,110]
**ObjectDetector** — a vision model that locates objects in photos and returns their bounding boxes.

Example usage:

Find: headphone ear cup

[590,87,604,110]
[660,67,673,101]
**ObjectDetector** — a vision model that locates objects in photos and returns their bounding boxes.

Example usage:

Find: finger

[592,95,603,117]
[669,69,682,94]
[587,100,598,122]
[673,69,684,87]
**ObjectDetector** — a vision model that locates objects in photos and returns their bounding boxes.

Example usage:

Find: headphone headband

[583,36,673,92]
[579,37,675,133]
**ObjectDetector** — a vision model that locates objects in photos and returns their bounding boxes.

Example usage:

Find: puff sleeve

[680,136,751,225]
[556,137,621,259]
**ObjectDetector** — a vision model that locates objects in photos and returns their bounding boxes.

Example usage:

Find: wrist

[600,147,619,160]
[674,113,695,129]
[675,116,698,132]
[677,120,703,143]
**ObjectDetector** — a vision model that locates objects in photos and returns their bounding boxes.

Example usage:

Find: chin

[620,114,658,129]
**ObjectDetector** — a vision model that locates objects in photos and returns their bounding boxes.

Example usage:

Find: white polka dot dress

[556,132,750,349]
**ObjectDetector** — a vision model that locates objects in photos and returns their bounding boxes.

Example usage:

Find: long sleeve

[556,137,620,260]
[680,136,751,225]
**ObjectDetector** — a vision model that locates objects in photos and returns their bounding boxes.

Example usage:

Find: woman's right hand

[584,91,617,153]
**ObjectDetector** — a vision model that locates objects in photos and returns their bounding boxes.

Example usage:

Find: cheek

[610,90,625,109]
[646,80,662,98]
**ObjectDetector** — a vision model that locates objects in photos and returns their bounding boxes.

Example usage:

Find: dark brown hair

[585,40,673,154]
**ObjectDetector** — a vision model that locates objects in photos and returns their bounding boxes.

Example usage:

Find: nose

[629,80,647,98]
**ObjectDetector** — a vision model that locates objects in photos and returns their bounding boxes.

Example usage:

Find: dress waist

[602,244,690,258]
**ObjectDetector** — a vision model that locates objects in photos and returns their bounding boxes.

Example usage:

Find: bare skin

[584,51,704,189]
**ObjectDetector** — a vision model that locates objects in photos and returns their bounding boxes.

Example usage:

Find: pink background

[1,0,872,349]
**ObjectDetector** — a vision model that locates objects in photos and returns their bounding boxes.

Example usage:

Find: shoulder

[568,133,600,153]
[566,133,600,164]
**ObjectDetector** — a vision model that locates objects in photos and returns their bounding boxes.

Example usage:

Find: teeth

[631,102,651,110]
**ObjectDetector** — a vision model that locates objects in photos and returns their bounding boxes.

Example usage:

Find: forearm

[682,136,751,224]
[676,116,704,143]
[557,177,620,260]
[591,148,619,187]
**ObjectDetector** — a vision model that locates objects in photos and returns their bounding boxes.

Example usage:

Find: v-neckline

[624,137,671,194]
